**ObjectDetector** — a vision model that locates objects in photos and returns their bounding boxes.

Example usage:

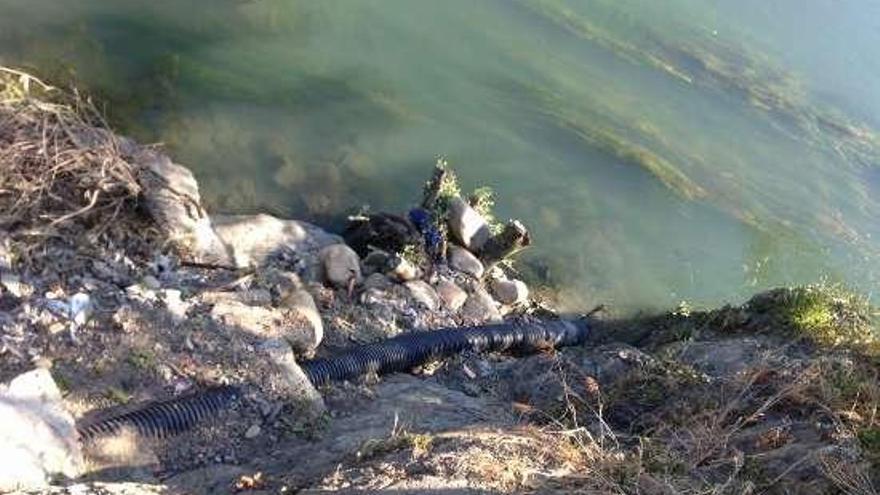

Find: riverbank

[1,68,879,494]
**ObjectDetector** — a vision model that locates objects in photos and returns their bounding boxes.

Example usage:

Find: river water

[2,0,879,311]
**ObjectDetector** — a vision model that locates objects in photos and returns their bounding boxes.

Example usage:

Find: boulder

[461,288,502,324]
[212,214,340,269]
[448,246,484,279]
[134,150,231,266]
[0,368,83,492]
[259,339,326,419]
[447,197,491,252]
[210,295,322,355]
[405,280,441,312]
[490,278,529,305]
[319,244,363,289]
[278,288,324,355]
[435,279,467,311]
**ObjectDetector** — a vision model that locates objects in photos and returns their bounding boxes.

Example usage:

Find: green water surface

[2,0,879,311]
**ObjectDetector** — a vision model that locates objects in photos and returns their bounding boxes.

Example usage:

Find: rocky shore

[1,68,879,494]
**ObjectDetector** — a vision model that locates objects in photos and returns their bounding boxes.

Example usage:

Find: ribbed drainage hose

[76,319,588,440]
[76,385,241,441]
[300,319,590,386]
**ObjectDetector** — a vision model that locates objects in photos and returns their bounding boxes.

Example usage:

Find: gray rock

[277,288,324,355]
[210,297,321,354]
[255,268,303,299]
[405,280,441,312]
[259,339,326,419]
[388,257,421,282]
[489,278,529,305]
[238,289,273,306]
[161,289,189,323]
[448,246,484,279]
[0,368,83,492]
[319,244,363,289]
[1,272,30,298]
[212,214,340,269]
[447,197,491,252]
[244,424,261,439]
[461,288,502,324]
[134,150,232,266]
[435,279,467,311]
[362,273,393,291]
[141,275,161,290]
[0,238,11,271]
[361,251,391,276]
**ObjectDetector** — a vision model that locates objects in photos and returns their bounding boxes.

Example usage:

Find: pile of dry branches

[0,67,150,266]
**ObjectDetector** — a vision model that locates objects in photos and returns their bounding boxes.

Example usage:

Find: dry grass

[0,66,147,267]
[511,344,880,494]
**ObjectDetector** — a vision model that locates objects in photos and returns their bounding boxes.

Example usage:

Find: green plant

[127,348,156,371]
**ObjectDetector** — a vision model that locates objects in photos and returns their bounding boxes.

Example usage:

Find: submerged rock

[446,197,491,252]
[319,244,363,289]
[0,368,83,492]
[448,246,484,279]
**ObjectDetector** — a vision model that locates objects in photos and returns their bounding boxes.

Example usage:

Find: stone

[446,196,491,252]
[161,289,189,323]
[0,368,83,491]
[141,275,161,290]
[448,246,484,278]
[257,267,303,296]
[435,279,467,311]
[212,214,340,269]
[210,297,321,354]
[362,273,393,291]
[361,251,391,276]
[489,278,529,305]
[200,288,272,308]
[134,150,232,266]
[238,288,273,306]
[1,272,31,298]
[387,256,420,282]
[244,424,262,439]
[319,244,363,289]
[0,239,11,271]
[277,288,324,355]
[461,288,502,324]
[405,280,440,312]
[259,339,326,419]
[68,292,92,332]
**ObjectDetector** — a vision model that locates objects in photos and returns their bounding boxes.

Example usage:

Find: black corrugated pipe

[300,318,590,386]
[76,385,241,441]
